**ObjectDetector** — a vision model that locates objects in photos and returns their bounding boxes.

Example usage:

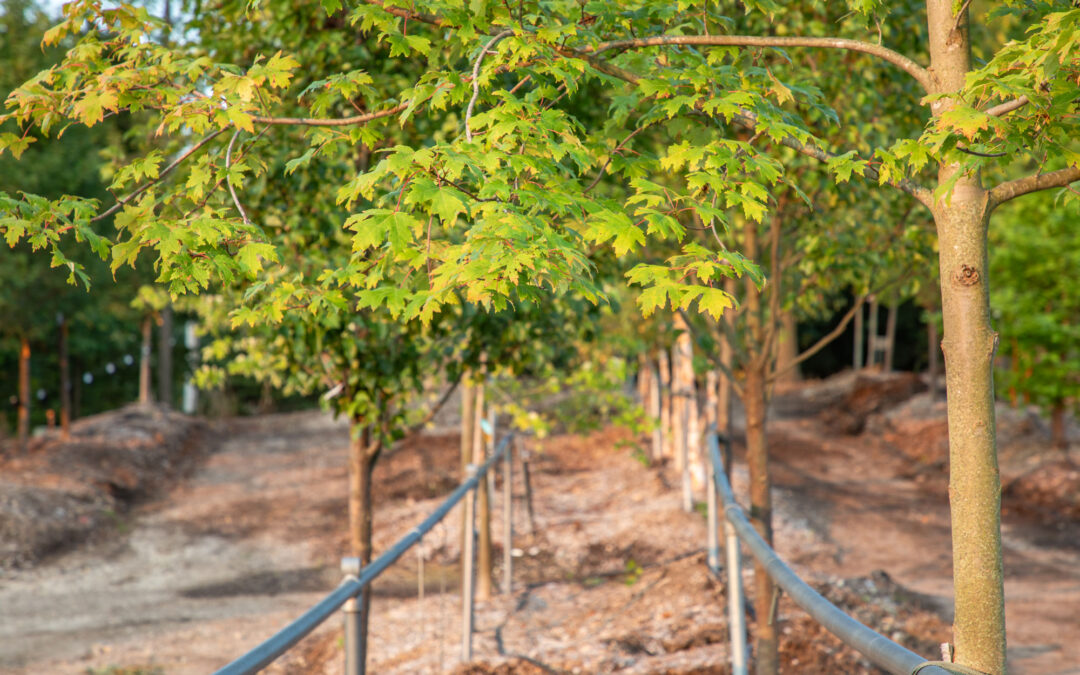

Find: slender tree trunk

[460,374,475,553]
[659,348,673,461]
[139,316,153,406]
[718,277,736,438]
[637,352,652,406]
[17,336,31,449]
[884,302,899,373]
[348,420,377,672]
[927,3,1006,671]
[675,312,703,499]
[649,358,662,462]
[473,377,493,601]
[745,366,776,675]
[671,342,686,476]
[58,314,71,440]
[1050,403,1067,452]
[853,298,865,371]
[867,296,880,368]
[742,217,777,675]
[460,374,475,474]
[775,311,800,385]
[158,304,173,408]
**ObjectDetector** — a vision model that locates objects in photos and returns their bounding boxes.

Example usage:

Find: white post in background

[182,321,199,414]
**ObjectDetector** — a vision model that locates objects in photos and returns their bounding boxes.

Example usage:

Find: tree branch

[91,127,228,223]
[989,165,1080,208]
[466,30,515,143]
[731,110,933,208]
[767,294,866,384]
[401,374,463,440]
[585,34,931,92]
[252,102,409,127]
[983,96,1028,118]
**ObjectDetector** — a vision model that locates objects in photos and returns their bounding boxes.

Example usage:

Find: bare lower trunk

[18,336,30,449]
[927,2,1006,670]
[775,312,799,385]
[473,379,493,601]
[671,342,686,476]
[675,313,703,500]
[59,315,71,440]
[139,316,153,406]
[348,420,377,671]
[745,367,776,675]
[1051,403,1067,452]
[158,304,173,408]
[649,358,662,462]
[884,303,898,372]
[659,349,672,461]
[853,299,864,371]
[867,296,880,368]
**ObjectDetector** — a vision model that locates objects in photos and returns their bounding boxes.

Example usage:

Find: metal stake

[461,464,477,663]
[341,557,365,675]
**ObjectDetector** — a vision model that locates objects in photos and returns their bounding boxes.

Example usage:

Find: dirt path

[1,388,1077,675]
[760,388,1080,675]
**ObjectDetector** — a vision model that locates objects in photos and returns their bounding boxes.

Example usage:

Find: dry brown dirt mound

[822,373,927,435]
[0,404,204,568]
[1003,459,1080,524]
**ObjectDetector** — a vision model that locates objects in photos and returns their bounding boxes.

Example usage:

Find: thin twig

[465,30,514,143]
[583,124,649,194]
[91,128,228,223]
[225,129,250,224]
[952,0,973,35]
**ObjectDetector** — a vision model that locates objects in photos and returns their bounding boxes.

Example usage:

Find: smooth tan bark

[139,316,153,406]
[741,218,778,675]
[671,342,686,475]
[745,367,776,675]
[473,379,493,601]
[348,420,376,670]
[883,303,899,373]
[658,348,673,461]
[59,315,71,440]
[17,336,30,449]
[853,300,865,370]
[158,305,173,408]
[867,296,880,368]
[775,312,800,385]
[675,313,704,496]
[649,357,663,462]
[1050,404,1067,452]
[927,2,1006,670]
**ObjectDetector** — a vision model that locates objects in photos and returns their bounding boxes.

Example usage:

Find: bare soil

[1,373,1077,675]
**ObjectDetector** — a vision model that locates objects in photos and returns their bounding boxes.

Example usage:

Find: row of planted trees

[2,0,1078,674]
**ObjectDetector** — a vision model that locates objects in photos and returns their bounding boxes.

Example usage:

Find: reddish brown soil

[1,374,1077,675]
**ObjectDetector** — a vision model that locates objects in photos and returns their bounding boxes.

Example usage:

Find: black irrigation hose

[214,433,515,675]
[707,431,955,675]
